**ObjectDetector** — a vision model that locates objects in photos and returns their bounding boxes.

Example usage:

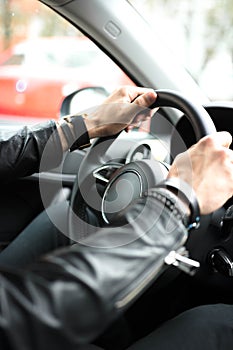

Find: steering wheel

[68,89,216,242]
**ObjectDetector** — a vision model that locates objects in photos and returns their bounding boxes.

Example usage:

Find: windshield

[1,39,109,69]
[129,0,233,101]
[0,0,133,125]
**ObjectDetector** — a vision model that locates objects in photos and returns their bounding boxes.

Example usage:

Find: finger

[134,107,159,121]
[225,148,233,164]
[133,111,151,123]
[213,131,232,149]
[132,90,157,108]
[126,87,156,101]
[125,115,150,131]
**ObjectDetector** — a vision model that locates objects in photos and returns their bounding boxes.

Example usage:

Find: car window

[0,0,134,126]
[129,0,233,102]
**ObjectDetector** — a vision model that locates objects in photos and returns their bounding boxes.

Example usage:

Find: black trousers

[0,201,71,268]
[126,303,233,350]
[88,303,233,350]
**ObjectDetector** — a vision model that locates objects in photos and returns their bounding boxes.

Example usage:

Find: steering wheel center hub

[102,169,143,224]
[101,160,169,224]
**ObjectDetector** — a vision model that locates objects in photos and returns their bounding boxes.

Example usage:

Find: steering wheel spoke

[93,163,123,184]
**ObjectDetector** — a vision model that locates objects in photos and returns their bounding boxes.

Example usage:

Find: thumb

[133,91,157,108]
[214,131,232,148]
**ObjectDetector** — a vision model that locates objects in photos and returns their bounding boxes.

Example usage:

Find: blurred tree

[130,0,233,79]
[1,0,12,49]
[204,0,233,67]
[0,0,79,53]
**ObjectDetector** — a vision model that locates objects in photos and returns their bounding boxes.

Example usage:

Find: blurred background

[130,0,233,101]
[0,0,133,124]
[0,0,233,124]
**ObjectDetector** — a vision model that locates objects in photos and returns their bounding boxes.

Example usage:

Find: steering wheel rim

[68,89,216,242]
[150,89,216,138]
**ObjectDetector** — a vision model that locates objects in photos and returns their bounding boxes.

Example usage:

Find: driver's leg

[0,201,72,268]
[127,303,233,350]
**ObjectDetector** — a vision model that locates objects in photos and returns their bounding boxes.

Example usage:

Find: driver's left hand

[84,86,157,139]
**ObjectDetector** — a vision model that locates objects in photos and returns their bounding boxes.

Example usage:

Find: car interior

[1,0,233,342]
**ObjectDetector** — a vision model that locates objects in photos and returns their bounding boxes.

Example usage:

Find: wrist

[164,187,191,217]
[84,115,101,139]
[156,178,200,231]
[58,115,91,152]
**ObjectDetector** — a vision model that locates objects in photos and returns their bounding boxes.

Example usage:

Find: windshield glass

[129,0,233,101]
[0,0,133,126]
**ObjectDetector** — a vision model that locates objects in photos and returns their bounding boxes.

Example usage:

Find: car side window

[0,0,134,126]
